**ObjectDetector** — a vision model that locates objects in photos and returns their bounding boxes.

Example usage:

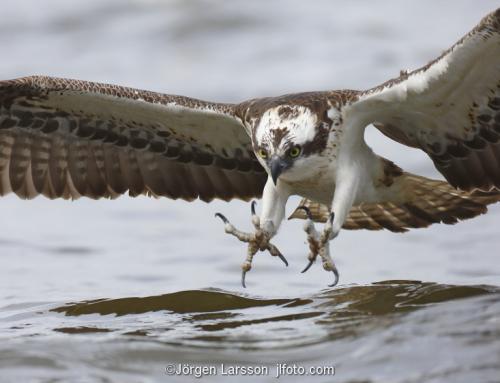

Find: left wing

[351,8,500,192]
[0,76,266,201]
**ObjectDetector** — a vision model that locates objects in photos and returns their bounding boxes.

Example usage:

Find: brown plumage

[0,76,266,201]
[289,172,500,232]
[0,8,499,230]
[365,9,500,192]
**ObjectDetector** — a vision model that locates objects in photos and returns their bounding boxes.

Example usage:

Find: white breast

[280,153,338,205]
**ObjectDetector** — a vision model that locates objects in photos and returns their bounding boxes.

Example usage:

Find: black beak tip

[270,157,286,185]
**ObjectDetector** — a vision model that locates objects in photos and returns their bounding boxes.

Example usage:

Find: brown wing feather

[30,132,51,195]
[359,9,500,191]
[0,76,266,201]
[289,173,500,232]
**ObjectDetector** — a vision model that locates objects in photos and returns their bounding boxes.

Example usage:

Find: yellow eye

[258,148,268,159]
[288,146,301,158]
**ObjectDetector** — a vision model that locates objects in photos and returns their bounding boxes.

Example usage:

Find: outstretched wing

[0,76,265,201]
[290,172,500,232]
[353,8,500,191]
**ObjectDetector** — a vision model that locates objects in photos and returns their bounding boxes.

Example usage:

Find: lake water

[0,1,499,382]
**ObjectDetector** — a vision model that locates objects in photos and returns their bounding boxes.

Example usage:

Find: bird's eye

[258,148,268,159]
[288,146,301,158]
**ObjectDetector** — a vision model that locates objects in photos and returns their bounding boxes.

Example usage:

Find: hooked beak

[270,156,288,185]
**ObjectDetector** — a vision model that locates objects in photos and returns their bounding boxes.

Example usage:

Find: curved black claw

[251,200,257,215]
[241,269,247,288]
[215,212,229,224]
[301,260,314,273]
[329,212,335,224]
[328,268,340,287]
[277,252,289,267]
[297,205,313,220]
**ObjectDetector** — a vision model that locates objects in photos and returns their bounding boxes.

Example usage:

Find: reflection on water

[53,290,307,316]
[1,281,499,382]
[48,282,496,348]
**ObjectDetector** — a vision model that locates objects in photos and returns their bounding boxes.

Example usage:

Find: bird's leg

[298,206,320,273]
[215,201,288,288]
[298,206,339,286]
[215,177,290,287]
[299,158,361,287]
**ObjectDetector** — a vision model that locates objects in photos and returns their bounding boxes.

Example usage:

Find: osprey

[1,9,499,287]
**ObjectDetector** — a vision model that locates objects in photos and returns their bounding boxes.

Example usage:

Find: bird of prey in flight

[1,9,499,287]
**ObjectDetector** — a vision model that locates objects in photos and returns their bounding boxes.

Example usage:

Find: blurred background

[0,1,499,382]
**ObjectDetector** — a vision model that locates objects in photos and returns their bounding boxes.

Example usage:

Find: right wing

[0,76,266,201]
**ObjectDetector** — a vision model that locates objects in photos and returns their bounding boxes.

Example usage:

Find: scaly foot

[297,206,339,287]
[215,201,288,288]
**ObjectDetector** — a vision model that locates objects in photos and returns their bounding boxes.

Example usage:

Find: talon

[328,267,340,287]
[301,259,314,273]
[251,200,257,215]
[299,206,319,273]
[241,269,247,288]
[216,202,287,288]
[250,201,260,229]
[274,249,289,267]
[299,208,340,285]
[277,253,288,267]
[241,262,252,288]
[266,242,288,266]
[215,212,229,224]
[297,205,313,220]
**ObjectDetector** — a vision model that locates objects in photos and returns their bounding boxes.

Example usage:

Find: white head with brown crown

[248,100,334,184]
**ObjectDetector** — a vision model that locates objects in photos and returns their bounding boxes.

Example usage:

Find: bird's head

[252,104,332,185]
